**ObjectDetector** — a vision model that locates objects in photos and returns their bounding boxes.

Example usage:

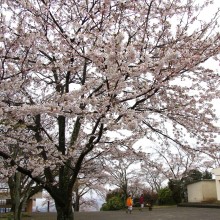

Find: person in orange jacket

[126,194,133,214]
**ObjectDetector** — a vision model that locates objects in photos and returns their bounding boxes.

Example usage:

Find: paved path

[27,207,220,220]
[74,207,220,220]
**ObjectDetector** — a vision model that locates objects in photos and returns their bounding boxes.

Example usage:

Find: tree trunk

[13,203,22,220]
[55,200,74,220]
[74,192,80,212]
[14,172,22,220]
[73,182,80,212]
[8,172,23,220]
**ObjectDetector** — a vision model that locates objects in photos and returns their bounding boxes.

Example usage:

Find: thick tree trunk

[55,200,74,220]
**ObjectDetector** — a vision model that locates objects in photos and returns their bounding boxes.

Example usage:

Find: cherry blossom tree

[141,143,215,202]
[72,159,107,211]
[140,142,210,189]
[8,173,42,220]
[0,144,42,220]
[0,1,220,220]
[101,147,144,200]
[141,163,166,192]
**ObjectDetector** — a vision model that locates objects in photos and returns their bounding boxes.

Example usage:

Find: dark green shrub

[158,187,175,205]
[100,195,124,211]
[100,203,109,211]
[168,179,182,204]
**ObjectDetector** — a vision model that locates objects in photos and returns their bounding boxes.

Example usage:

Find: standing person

[139,194,144,211]
[126,194,133,214]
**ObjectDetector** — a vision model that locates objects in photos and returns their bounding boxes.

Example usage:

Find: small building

[187,179,217,203]
[0,188,42,213]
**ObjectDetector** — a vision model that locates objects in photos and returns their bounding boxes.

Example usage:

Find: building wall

[26,199,33,213]
[212,168,220,201]
[187,180,217,203]
[187,181,203,202]
[0,189,10,199]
